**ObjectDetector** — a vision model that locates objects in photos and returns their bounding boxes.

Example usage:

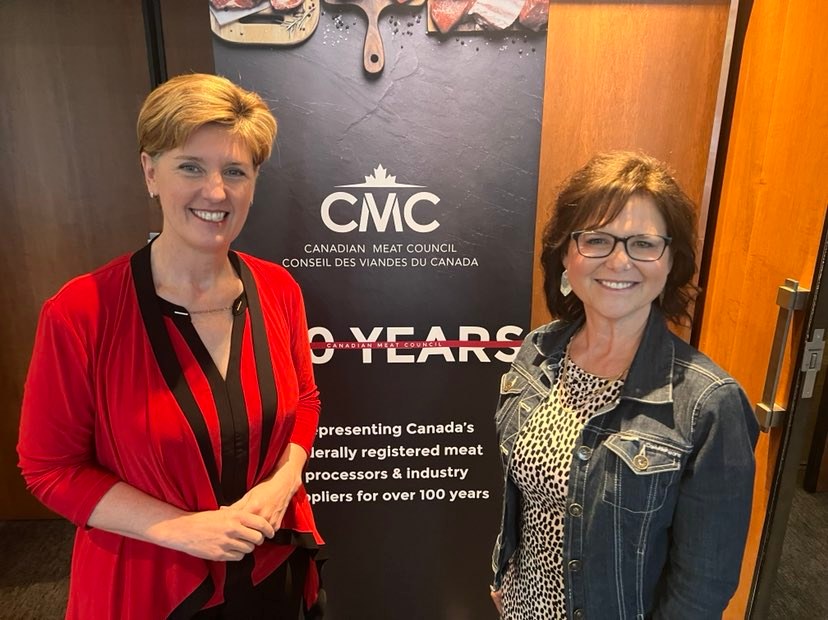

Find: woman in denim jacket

[490,152,759,619]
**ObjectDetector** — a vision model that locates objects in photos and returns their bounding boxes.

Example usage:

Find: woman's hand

[165,508,276,561]
[228,443,307,530]
[86,482,275,561]
[490,587,503,615]
[227,469,298,531]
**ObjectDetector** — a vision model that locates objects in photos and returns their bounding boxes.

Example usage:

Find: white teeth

[192,209,227,222]
[600,280,635,290]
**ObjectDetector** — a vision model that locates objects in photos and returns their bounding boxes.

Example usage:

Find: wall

[0,0,214,519]
[0,1,151,518]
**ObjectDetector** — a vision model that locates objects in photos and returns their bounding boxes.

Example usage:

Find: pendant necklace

[557,339,628,412]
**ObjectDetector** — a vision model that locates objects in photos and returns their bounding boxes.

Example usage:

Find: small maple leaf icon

[364,165,397,185]
[335,165,424,188]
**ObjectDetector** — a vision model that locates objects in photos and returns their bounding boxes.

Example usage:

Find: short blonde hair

[137,73,277,167]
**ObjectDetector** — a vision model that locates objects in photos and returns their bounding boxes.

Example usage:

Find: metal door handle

[756,279,810,431]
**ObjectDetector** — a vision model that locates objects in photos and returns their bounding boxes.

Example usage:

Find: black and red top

[18,243,324,618]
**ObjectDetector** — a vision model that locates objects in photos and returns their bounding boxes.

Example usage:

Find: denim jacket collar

[531,305,675,406]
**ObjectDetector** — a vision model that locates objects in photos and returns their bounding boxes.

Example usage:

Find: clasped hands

[175,464,301,562]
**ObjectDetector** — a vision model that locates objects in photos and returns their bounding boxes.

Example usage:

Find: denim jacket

[492,308,759,619]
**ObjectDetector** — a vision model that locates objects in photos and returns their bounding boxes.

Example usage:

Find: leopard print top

[500,354,624,619]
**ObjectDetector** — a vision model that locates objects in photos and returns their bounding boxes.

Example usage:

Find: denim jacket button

[632,454,650,471]
[576,446,592,461]
[568,559,583,572]
[573,609,585,619]
[568,503,583,517]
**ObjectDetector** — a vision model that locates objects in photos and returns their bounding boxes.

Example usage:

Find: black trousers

[193,549,309,620]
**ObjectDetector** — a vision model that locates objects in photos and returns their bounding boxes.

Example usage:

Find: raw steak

[210,0,259,9]
[430,0,475,34]
[519,0,548,31]
[469,0,522,30]
[271,0,303,9]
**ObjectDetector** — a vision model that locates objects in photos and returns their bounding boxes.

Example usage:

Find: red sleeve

[17,299,120,526]
[286,281,320,454]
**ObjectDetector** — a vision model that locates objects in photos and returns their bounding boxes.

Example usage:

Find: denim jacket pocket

[602,432,687,514]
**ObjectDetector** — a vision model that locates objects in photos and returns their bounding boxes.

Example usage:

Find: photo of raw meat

[209,0,319,45]
[210,0,260,9]
[430,0,475,34]
[270,0,304,9]
[519,0,548,31]
[468,0,522,30]
[428,0,549,33]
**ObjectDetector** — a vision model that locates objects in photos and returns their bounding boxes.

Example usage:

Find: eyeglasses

[570,230,672,262]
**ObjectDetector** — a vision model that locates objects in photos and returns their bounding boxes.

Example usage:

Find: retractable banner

[210,2,548,617]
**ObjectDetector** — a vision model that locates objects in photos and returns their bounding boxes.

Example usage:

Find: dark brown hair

[540,151,698,324]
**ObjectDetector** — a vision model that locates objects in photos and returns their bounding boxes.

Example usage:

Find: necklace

[187,305,232,315]
[557,340,628,411]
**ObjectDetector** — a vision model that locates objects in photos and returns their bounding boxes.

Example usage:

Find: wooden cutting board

[325,0,393,73]
[325,0,425,73]
[210,1,320,46]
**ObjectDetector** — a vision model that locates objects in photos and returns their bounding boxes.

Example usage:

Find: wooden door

[694,0,828,616]
[532,0,733,328]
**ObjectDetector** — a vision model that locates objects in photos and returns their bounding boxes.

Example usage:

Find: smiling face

[563,193,672,330]
[141,123,257,256]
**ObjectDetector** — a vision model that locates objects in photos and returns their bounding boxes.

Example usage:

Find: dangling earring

[560,269,572,296]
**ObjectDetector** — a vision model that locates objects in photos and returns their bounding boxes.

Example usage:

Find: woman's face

[141,124,257,255]
[563,194,672,330]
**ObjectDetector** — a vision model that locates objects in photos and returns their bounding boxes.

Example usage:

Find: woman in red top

[18,73,325,619]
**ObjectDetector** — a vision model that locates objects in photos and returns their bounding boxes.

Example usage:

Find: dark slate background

[213,6,546,618]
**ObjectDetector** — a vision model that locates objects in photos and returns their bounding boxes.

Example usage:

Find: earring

[560,269,572,296]
[149,191,155,198]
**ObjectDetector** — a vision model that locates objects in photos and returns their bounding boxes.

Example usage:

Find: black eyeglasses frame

[570,230,673,262]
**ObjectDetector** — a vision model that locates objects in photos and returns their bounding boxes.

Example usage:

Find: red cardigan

[18,245,324,618]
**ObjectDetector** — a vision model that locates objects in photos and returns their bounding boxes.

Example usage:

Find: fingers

[211,512,268,560]
[237,510,275,540]
[490,589,503,614]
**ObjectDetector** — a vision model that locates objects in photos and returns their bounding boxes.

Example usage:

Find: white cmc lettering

[320,192,358,233]
[320,191,440,233]
[403,192,440,233]
[360,193,402,232]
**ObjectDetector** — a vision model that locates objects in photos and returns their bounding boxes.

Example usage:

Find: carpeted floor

[0,518,72,619]
[767,486,828,619]
[0,487,826,619]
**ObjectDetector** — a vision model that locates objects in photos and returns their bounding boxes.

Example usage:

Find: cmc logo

[321,165,440,234]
